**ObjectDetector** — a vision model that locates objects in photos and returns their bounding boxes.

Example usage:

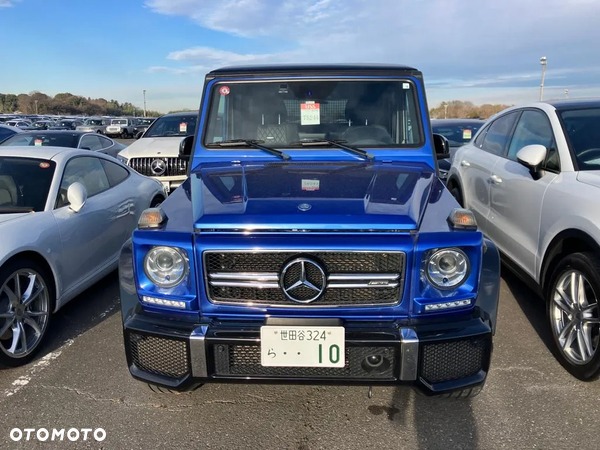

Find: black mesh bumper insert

[420,339,488,384]
[213,344,397,379]
[129,333,190,379]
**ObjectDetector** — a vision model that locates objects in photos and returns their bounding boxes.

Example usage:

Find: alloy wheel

[551,270,600,365]
[0,269,50,359]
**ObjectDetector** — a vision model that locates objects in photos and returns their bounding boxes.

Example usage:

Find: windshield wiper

[206,139,290,161]
[289,139,374,161]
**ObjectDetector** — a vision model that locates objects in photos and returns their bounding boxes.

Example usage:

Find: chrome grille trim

[129,157,187,177]
[203,250,405,308]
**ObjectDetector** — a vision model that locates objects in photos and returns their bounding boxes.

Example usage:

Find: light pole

[143,90,147,117]
[565,89,569,99]
[539,56,547,101]
[34,100,38,115]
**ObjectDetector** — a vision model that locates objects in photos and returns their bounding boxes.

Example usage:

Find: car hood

[118,137,184,158]
[577,171,600,188]
[191,161,434,232]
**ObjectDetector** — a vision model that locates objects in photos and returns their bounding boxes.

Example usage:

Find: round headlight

[144,246,188,288]
[426,248,469,289]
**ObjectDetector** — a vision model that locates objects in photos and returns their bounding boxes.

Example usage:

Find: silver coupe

[0,147,166,366]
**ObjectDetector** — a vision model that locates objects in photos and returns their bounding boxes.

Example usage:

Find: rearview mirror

[179,135,194,160]
[516,144,547,179]
[67,182,87,213]
[433,133,450,160]
[135,131,143,140]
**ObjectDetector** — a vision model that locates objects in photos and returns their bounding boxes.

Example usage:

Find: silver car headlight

[144,247,189,288]
[117,155,129,164]
[426,248,469,289]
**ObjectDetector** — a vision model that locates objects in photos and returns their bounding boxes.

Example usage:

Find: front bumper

[122,314,492,396]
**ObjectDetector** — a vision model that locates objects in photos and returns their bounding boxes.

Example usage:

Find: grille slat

[129,157,188,177]
[204,251,405,307]
[214,344,396,379]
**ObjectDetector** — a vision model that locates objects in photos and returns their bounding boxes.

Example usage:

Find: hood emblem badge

[298,203,312,212]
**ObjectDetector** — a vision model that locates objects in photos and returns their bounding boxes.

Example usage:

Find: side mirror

[179,135,194,160]
[67,182,87,213]
[516,144,547,179]
[433,133,450,160]
[135,131,143,140]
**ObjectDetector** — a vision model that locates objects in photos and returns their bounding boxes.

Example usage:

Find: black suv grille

[129,157,187,177]
[205,251,405,307]
[129,333,190,379]
[213,344,396,379]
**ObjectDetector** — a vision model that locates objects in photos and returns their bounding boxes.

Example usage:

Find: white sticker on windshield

[463,129,473,140]
[34,139,43,146]
[301,102,320,126]
[302,179,320,191]
[402,83,410,90]
[179,122,187,133]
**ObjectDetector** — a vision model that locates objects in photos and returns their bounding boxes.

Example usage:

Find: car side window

[79,135,103,151]
[100,159,129,187]
[507,110,556,164]
[58,157,110,207]
[473,124,490,148]
[481,112,519,155]
[98,136,114,149]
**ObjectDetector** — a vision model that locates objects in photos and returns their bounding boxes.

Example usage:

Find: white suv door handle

[460,160,471,167]
[490,174,503,184]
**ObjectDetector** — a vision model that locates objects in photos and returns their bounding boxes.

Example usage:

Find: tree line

[430,100,512,120]
[0,92,162,117]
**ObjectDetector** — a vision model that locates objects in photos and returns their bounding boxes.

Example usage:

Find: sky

[1,0,600,112]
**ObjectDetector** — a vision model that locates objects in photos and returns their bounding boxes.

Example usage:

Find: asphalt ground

[1,268,599,450]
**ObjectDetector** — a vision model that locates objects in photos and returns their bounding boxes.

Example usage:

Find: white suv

[116,112,197,194]
[448,99,600,380]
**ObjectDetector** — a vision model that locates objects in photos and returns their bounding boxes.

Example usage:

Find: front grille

[206,252,402,273]
[129,157,187,177]
[205,251,405,307]
[420,339,488,384]
[213,344,396,379]
[129,333,190,379]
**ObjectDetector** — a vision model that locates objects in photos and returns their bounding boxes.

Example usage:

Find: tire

[0,259,54,368]
[546,252,600,381]
[150,196,164,208]
[450,185,464,207]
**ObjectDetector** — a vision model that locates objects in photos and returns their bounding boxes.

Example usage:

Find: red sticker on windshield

[219,86,230,96]
[39,162,50,169]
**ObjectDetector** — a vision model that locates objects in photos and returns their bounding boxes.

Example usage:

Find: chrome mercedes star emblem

[151,159,167,176]
[298,203,312,212]
[280,258,326,303]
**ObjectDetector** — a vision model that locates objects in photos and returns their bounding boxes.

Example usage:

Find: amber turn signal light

[448,208,477,230]
[138,208,168,229]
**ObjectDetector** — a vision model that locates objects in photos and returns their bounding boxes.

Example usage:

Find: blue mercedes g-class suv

[118,64,500,397]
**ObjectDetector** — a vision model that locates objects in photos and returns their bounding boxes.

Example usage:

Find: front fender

[477,238,501,335]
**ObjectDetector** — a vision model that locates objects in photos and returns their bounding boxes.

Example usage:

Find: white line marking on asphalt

[4,339,75,398]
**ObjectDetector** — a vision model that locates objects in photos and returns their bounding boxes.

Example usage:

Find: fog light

[425,299,472,311]
[142,296,186,309]
[365,355,384,368]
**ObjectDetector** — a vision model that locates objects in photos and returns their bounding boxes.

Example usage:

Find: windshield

[111,119,127,125]
[0,157,56,212]
[431,121,483,147]
[560,108,600,170]
[204,80,422,148]
[0,133,79,148]
[145,115,197,137]
[84,119,103,126]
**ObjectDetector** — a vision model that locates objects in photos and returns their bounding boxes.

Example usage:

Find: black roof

[545,98,600,110]
[208,64,420,78]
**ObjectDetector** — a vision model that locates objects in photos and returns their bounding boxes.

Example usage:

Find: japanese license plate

[260,326,345,367]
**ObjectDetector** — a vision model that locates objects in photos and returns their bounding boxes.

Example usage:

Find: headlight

[144,246,189,288]
[426,248,469,289]
[117,155,129,164]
